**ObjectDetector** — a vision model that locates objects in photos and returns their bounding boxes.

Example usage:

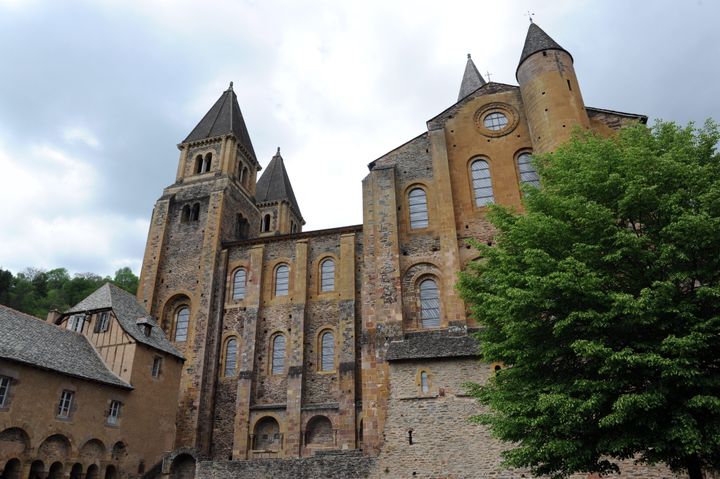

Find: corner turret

[516,23,589,153]
[255,148,304,236]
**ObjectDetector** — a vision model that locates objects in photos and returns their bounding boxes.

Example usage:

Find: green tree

[112,266,139,294]
[458,121,720,479]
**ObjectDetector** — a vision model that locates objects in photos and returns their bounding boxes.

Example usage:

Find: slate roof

[518,23,571,69]
[458,54,486,101]
[182,83,257,163]
[66,283,183,359]
[385,330,480,361]
[255,148,304,222]
[0,304,131,388]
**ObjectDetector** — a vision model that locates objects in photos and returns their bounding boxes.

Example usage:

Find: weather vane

[525,11,535,23]
[485,70,493,82]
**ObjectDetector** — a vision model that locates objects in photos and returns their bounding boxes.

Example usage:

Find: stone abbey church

[1,23,686,479]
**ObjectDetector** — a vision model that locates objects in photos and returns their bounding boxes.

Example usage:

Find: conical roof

[518,23,571,68]
[256,148,303,221]
[458,54,486,101]
[182,82,257,162]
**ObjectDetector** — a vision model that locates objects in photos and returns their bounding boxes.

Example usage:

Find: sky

[0,0,718,277]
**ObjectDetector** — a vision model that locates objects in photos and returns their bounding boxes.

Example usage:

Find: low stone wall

[196,450,375,479]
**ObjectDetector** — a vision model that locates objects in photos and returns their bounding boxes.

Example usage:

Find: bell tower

[137,82,262,453]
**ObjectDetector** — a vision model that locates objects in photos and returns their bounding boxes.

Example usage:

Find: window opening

[181,205,190,223]
[275,264,289,296]
[224,338,238,377]
[190,203,200,222]
[471,159,494,206]
[174,307,190,342]
[0,376,10,407]
[57,390,74,418]
[320,331,335,372]
[194,155,203,174]
[107,400,121,425]
[483,112,508,131]
[271,335,286,374]
[152,357,163,378]
[261,214,271,232]
[202,153,212,173]
[320,259,335,292]
[419,278,440,328]
[516,152,541,189]
[408,188,429,229]
[420,371,429,393]
[67,315,86,333]
[95,312,110,333]
[233,269,247,300]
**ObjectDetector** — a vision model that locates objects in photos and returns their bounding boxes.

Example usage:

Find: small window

[271,335,286,375]
[408,188,429,229]
[174,307,190,342]
[275,264,289,297]
[67,315,86,333]
[483,112,508,131]
[320,259,335,292]
[471,159,494,207]
[94,312,110,333]
[320,331,335,372]
[516,152,541,189]
[420,371,429,393]
[261,214,271,232]
[0,376,11,407]
[190,203,200,222]
[290,221,297,234]
[57,390,74,418]
[203,153,212,173]
[419,278,440,329]
[181,205,191,223]
[233,269,247,300]
[194,155,203,174]
[224,338,238,377]
[152,356,163,378]
[107,400,122,425]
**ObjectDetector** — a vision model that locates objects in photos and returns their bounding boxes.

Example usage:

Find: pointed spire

[518,23,572,68]
[256,148,303,222]
[458,53,487,101]
[182,83,257,163]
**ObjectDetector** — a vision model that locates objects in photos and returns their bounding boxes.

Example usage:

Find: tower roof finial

[467,53,471,59]
[228,81,234,90]
[276,147,281,155]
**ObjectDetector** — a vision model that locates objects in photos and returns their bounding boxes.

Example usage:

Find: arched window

[180,205,190,223]
[419,278,440,329]
[420,371,429,393]
[320,258,335,292]
[271,334,286,374]
[190,203,200,221]
[516,152,540,189]
[242,167,249,187]
[290,221,297,234]
[275,264,289,296]
[320,331,335,371]
[238,163,246,183]
[471,159,494,206]
[224,338,238,377]
[174,306,190,342]
[232,268,246,300]
[236,214,249,239]
[194,155,203,174]
[203,153,212,173]
[261,214,271,232]
[408,188,429,229]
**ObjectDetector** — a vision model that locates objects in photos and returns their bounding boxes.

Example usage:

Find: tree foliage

[457,121,720,479]
[0,266,139,319]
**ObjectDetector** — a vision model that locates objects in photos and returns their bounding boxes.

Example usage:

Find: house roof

[518,23,572,71]
[0,304,131,389]
[385,330,480,361]
[255,148,303,222]
[182,82,257,163]
[458,54,487,101]
[66,283,183,359]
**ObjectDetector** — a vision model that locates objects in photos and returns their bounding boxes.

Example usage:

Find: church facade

[134,23,686,478]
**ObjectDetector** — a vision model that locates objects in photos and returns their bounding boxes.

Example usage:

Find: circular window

[483,112,508,131]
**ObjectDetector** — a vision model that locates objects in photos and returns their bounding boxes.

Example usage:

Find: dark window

[224,338,238,377]
[181,205,191,223]
[408,188,429,229]
[232,269,247,300]
[194,155,203,174]
[0,376,10,407]
[320,331,334,372]
[203,153,212,173]
[271,335,286,374]
[67,315,86,333]
[174,307,190,342]
[320,259,335,292]
[419,278,440,328]
[57,390,74,418]
[152,357,162,378]
[94,312,110,333]
[261,214,271,232]
[516,152,541,189]
[107,400,121,425]
[275,264,289,296]
[471,159,494,206]
[190,203,200,222]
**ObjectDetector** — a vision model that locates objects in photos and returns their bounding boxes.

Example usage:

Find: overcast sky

[0,0,718,277]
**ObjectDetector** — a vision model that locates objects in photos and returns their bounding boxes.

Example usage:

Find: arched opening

[261,214,271,233]
[271,334,286,374]
[80,439,106,464]
[28,460,44,479]
[174,306,190,342]
[38,434,70,463]
[320,258,335,292]
[202,153,212,173]
[274,264,289,297]
[235,214,249,240]
[471,158,494,206]
[0,428,30,458]
[69,464,82,479]
[180,205,191,223]
[47,462,63,479]
[241,167,249,188]
[232,268,247,300]
[110,442,126,462]
[169,454,196,479]
[408,188,429,229]
[190,203,200,222]
[306,415,334,447]
[2,459,21,479]
[319,330,335,372]
[253,417,281,451]
[104,465,117,479]
[194,155,203,174]
[418,278,440,329]
[85,464,99,479]
[223,337,238,377]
